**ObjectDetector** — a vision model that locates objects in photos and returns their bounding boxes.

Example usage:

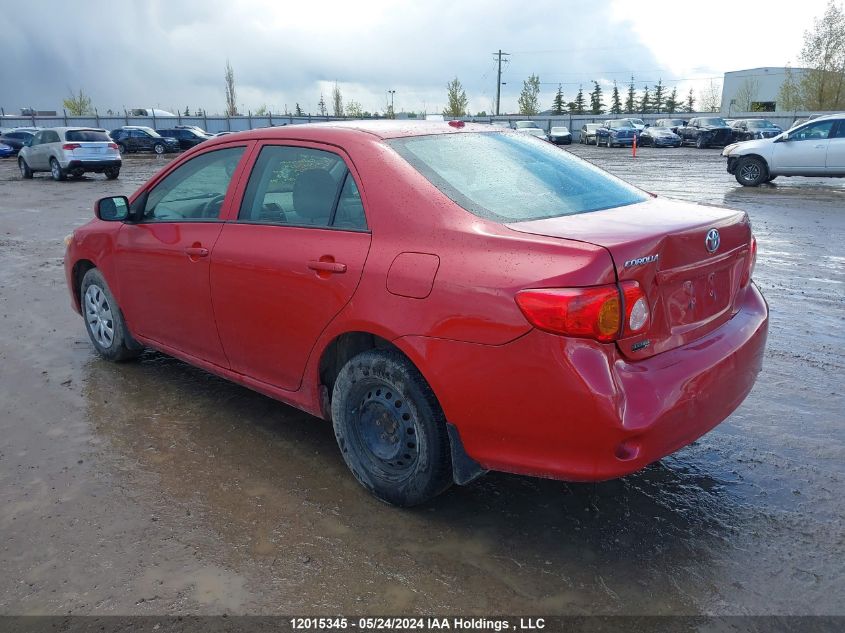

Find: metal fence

[0,110,835,142]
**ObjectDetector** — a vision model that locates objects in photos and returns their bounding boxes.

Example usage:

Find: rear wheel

[117,143,127,154]
[50,158,66,181]
[104,167,120,180]
[18,158,32,179]
[734,156,768,187]
[153,143,165,155]
[331,349,453,507]
[80,269,142,362]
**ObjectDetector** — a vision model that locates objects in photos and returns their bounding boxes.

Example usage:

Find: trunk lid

[507,197,753,359]
[65,142,117,159]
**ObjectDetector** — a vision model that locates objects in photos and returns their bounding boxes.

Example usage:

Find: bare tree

[699,80,722,112]
[332,82,344,117]
[734,76,760,112]
[224,60,237,116]
[346,100,363,118]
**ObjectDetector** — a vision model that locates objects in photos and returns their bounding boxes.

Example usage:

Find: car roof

[41,127,108,134]
[191,120,497,145]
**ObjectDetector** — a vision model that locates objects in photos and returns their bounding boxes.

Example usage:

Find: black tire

[50,158,66,181]
[696,135,708,149]
[80,268,142,362]
[104,167,120,180]
[117,143,127,154]
[18,158,32,179]
[765,174,777,183]
[153,143,165,155]
[734,156,769,187]
[331,349,453,507]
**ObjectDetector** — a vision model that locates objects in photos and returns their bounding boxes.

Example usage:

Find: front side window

[239,145,367,230]
[791,120,834,141]
[142,147,245,221]
[831,121,845,139]
[388,132,648,222]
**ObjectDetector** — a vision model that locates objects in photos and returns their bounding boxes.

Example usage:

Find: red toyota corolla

[64,121,768,506]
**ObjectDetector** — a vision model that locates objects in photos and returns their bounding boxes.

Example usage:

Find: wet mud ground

[0,145,842,616]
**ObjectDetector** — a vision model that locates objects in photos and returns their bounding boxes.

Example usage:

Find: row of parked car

[0,124,228,180]
[576,117,784,149]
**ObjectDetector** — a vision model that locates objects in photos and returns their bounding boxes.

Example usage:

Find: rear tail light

[516,282,650,342]
[740,235,757,287]
[108,142,119,149]
[62,143,81,150]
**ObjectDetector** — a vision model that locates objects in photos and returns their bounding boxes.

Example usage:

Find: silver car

[18,127,121,181]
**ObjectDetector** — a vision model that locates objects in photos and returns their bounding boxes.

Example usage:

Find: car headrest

[293,169,335,223]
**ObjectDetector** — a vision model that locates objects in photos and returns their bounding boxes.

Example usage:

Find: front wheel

[153,143,165,155]
[331,349,453,507]
[696,135,708,149]
[81,269,142,361]
[104,167,120,180]
[734,156,768,187]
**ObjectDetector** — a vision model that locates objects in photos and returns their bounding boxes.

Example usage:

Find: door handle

[185,246,209,257]
[815,144,826,149]
[307,260,347,273]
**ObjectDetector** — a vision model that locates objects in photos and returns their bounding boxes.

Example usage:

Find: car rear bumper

[62,159,122,170]
[400,283,768,482]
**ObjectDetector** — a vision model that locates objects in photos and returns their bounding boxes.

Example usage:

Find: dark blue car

[0,142,14,158]
[595,119,638,147]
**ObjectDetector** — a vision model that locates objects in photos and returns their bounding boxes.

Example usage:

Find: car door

[113,143,251,366]
[826,120,845,174]
[42,129,61,165]
[210,141,372,391]
[772,119,834,174]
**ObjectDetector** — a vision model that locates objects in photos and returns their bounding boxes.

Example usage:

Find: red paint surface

[65,121,768,482]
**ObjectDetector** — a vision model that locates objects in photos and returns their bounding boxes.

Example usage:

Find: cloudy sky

[2,0,834,116]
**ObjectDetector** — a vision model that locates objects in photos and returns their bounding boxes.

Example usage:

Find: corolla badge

[705,228,720,253]
[624,254,659,268]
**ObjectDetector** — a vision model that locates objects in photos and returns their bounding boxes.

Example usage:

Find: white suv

[723,113,845,186]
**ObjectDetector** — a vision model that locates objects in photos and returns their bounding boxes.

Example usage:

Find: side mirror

[775,133,789,143]
[24,138,33,147]
[95,196,130,221]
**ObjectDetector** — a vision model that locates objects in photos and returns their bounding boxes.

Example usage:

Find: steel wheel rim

[740,162,761,182]
[349,380,420,480]
[84,284,115,348]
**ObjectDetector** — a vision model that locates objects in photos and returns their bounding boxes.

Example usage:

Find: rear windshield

[65,130,111,142]
[387,132,648,222]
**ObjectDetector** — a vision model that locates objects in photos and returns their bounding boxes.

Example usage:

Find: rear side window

[239,145,367,230]
[66,130,111,142]
[142,147,245,221]
[387,132,648,222]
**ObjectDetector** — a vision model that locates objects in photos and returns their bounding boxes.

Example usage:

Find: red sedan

[64,121,768,506]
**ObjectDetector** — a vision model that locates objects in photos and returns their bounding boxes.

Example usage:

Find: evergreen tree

[653,79,665,114]
[639,85,651,113]
[551,85,565,115]
[624,76,636,113]
[318,94,327,116]
[686,88,696,113]
[295,103,304,116]
[573,85,586,114]
[184,106,190,116]
[589,81,605,114]
[663,88,679,113]
[610,81,622,114]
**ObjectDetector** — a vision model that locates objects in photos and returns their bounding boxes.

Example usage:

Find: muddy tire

[735,157,768,187]
[50,158,66,181]
[331,349,453,507]
[18,158,32,179]
[80,268,142,362]
[104,167,120,180]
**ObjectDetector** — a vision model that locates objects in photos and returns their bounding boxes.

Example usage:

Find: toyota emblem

[705,228,720,253]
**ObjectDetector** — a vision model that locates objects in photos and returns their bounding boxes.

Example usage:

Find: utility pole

[493,49,510,116]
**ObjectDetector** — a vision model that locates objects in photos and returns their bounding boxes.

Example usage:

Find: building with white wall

[721,67,809,114]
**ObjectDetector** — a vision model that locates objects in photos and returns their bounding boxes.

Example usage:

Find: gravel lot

[0,144,842,616]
